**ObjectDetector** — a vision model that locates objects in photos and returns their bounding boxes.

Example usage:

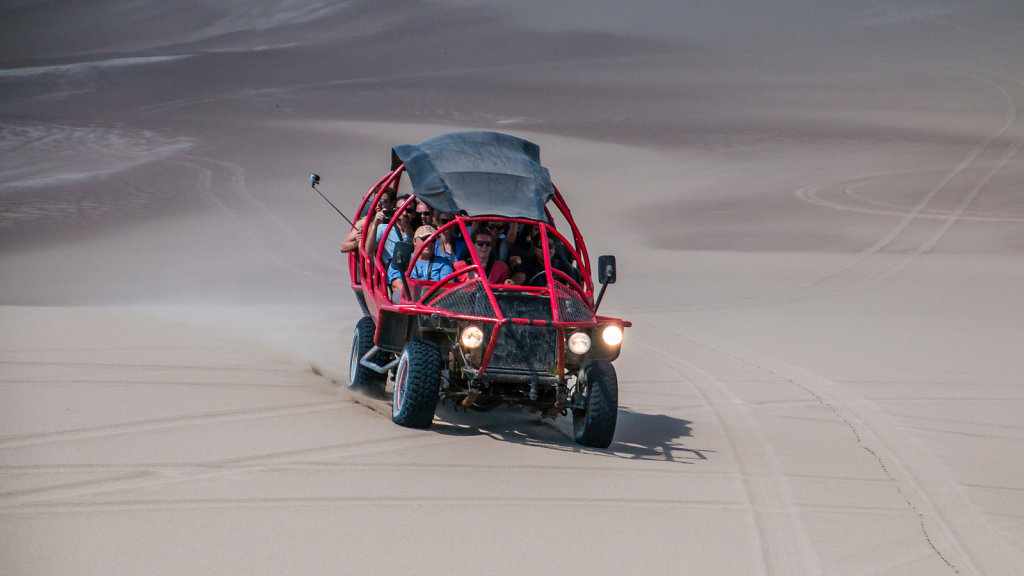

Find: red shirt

[453,259,510,284]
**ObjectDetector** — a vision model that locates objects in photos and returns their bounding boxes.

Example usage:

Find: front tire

[349,316,386,395]
[572,360,618,448]
[392,340,441,429]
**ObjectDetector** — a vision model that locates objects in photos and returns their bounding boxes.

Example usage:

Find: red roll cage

[349,166,597,313]
[346,164,628,377]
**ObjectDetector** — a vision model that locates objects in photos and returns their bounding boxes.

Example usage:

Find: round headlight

[601,325,623,346]
[460,326,484,349]
[567,331,592,355]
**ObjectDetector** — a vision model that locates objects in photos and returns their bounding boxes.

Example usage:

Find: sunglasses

[436,218,454,224]
[474,241,491,247]
[485,224,502,230]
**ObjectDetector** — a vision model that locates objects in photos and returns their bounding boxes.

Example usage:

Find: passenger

[414,200,434,229]
[433,211,466,262]
[484,220,514,262]
[367,194,415,264]
[388,225,455,295]
[506,223,534,264]
[454,227,510,284]
[340,186,395,253]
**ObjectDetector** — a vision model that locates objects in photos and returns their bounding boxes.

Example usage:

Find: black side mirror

[598,255,616,285]
[391,241,415,302]
[393,241,414,270]
[594,255,617,313]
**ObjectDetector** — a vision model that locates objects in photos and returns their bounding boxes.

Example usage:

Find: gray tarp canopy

[391,131,554,221]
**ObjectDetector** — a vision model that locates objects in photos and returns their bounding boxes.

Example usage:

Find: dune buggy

[343,131,629,448]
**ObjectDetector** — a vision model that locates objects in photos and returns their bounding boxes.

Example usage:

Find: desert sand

[2,1,1023,574]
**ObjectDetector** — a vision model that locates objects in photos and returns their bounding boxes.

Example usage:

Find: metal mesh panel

[427,281,495,318]
[489,324,558,373]
[487,291,558,373]
[555,283,593,323]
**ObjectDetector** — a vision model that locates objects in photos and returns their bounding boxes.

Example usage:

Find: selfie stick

[310,173,354,227]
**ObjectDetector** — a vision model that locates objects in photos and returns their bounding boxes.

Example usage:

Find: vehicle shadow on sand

[610,407,710,463]
[335,377,708,463]
[431,404,709,463]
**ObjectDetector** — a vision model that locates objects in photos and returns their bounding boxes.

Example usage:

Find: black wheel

[349,316,386,395]
[572,360,618,448]
[392,340,442,429]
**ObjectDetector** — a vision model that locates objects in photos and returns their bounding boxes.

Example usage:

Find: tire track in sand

[0,401,353,450]
[648,319,1024,575]
[635,66,1023,316]
[0,428,473,511]
[632,330,822,575]
[788,67,1023,299]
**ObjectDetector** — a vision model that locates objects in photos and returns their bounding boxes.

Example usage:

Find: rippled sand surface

[3,2,1024,574]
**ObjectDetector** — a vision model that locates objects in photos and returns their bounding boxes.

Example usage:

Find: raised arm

[340,217,366,253]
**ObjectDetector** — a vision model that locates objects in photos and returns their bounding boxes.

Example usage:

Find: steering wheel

[527,270,548,287]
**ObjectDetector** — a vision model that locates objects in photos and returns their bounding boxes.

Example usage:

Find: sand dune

[3,1,1024,574]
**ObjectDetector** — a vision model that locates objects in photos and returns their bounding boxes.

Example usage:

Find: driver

[508,226,580,285]
[508,226,545,285]
[388,225,454,294]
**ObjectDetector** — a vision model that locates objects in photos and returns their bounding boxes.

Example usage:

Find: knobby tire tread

[350,316,387,395]
[574,360,618,448]
[393,340,441,429]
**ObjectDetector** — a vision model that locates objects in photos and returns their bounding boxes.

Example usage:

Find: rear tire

[349,316,386,395]
[572,360,618,448]
[392,340,442,429]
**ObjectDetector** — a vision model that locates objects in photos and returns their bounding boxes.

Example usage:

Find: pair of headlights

[567,325,624,354]
[459,324,624,354]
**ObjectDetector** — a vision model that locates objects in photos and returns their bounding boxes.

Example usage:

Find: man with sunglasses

[454,226,510,284]
[368,195,416,265]
[414,200,434,228]
[387,225,454,296]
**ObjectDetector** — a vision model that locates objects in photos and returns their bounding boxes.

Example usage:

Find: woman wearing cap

[387,225,454,296]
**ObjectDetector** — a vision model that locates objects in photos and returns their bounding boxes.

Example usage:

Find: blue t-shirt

[434,237,467,262]
[387,256,454,286]
[377,225,408,261]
